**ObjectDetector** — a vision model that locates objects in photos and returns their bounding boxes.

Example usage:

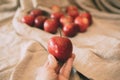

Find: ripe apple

[51,5,62,13]
[74,16,89,32]
[50,12,64,27]
[62,23,78,37]
[30,9,43,17]
[66,5,78,12]
[79,12,92,25]
[50,12,64,21]
[44,18,59,34]
[47,36,73,62]
[60,15,73,26]
[34,16,47,29]
[67,10,79,19]
[21,15,35,26]
[66,5,79,19]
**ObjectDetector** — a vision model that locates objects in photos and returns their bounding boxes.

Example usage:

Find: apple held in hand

[47,36,73,62]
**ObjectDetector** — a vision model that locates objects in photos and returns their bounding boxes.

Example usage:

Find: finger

[59,54,75,78]
[43,59,49,67]
[60,54,75,72]
[48,54,58,70]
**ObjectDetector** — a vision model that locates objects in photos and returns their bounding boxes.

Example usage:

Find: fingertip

[48,54,58,69]
[71,53,75,60]
[48,54,56,59]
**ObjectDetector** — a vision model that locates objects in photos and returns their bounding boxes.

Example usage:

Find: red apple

[44,18,58,34]
[47,36,73,62]
[67,10,79,19]
[74,16,89,32]
[50,12,64,27]
[34,16,47,29]
[60,15,73,26]
[30,9,43,17]
[21,15,35,26]
[50,12,64,21]
[62,23,78,37]
[79,12,92,25]
[66,5,78,12]
[51,5,62,13]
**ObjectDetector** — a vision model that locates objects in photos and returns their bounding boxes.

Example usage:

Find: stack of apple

[21,5,92,37]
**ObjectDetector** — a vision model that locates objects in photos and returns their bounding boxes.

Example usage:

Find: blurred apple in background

[66,5,78,12]
[21,5,93,36]
[74,15,89,32]
[47,36,73,62]
[51,5,62,13]
[34,16,47,29]
[44,18,59,34]
[60,15,73,26]
[51,12,64,20]
[21,15,35,26]
[67,10,79,19]
[62,23,78,37]
[79,12,92,25]
[50,12,64,27]
[30,9,43,17]
[66,5,79,19]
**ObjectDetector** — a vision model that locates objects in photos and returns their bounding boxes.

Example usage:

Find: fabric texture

[0,0,120,80]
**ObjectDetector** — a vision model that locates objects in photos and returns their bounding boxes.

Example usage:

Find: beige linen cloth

[0,0,120,80]
[0,0,81,80]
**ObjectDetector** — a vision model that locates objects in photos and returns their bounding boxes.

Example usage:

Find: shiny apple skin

[30,9,43,17]
[60,15,74,26]
[50,12,64,21]
[21,15,35,26]
[48,36,73,62]
[67,10,79,19]
[79,12,92,25]
[50,12,64,27]
[74,16,89,32]
[51,5,62,13]
[44,18,58,34]
[62,23,78,37]
[34,16,47,28]
[66,5,78,12]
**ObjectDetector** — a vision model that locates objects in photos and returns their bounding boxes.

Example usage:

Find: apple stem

[59,28,62,37]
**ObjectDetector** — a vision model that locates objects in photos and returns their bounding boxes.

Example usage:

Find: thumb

[48,54,58,70]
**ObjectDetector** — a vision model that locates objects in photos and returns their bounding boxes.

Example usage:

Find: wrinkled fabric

[0,0,120,80]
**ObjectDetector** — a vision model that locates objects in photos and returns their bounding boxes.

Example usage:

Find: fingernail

[48,54,54,64]
[73,54,75,60]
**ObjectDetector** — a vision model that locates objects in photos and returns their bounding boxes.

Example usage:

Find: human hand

[36,53,75,80]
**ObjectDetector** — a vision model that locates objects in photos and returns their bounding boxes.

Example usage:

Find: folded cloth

[12,0,120,80]
[75,0,120,19]
[0,0,120,80]
[0,20,80,80]
[0,18,44,80]
[0,0,81,80]
[0,0,19,21]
